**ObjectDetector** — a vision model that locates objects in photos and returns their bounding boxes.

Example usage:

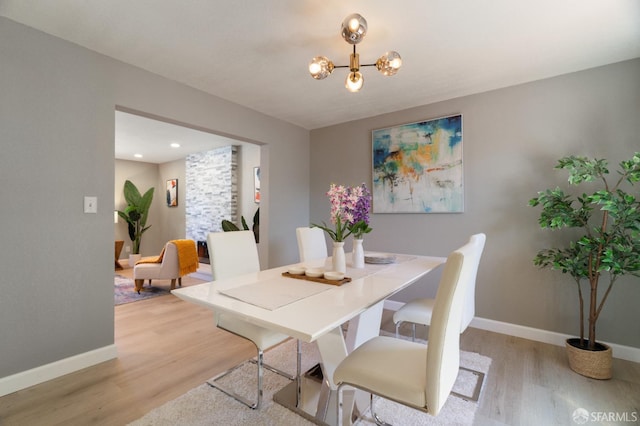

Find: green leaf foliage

[117,180,154,254]
[221,219,240,232]
[220,208,260,242]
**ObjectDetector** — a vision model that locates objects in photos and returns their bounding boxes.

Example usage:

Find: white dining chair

[296,226,328,264]
[206,230,299,409]
[333,236,483,424]
[393,233,486,341]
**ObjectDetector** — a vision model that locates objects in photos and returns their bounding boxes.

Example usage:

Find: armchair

[133,239,198,294]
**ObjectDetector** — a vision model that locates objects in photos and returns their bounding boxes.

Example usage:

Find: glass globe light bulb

[309,56,334,80]
[345,71,364,92]
[341,13,367,44]
[376,51,402,76]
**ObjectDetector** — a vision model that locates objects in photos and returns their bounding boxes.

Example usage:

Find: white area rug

[130,336,491,426]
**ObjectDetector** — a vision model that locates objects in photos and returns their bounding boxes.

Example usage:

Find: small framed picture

[166,179,178,207]
[254,167,260,204]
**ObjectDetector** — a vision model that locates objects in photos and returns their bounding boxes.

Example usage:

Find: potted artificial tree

[117,180,155,266]
[529,153,640,379]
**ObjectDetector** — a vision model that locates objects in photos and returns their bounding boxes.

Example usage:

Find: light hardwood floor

[0,268,638,426]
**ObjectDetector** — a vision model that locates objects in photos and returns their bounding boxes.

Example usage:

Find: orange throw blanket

[173,239,199,276]
[135,239,199,276]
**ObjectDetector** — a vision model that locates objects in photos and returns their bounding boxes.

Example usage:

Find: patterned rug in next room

[114,274,170,306]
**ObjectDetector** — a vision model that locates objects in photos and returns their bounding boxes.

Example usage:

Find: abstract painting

[372,114,463,213]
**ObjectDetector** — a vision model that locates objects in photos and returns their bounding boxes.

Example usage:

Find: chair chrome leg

[337,385,393,426]
[296,339,301,406]
[370,393,392,426]
[207,348,265,409]
[450,366,486,402]
[257,350,264,407]
[207,340,298,410]
[337,384,343,426]
[395,321,417,342]
[249,358,295,380]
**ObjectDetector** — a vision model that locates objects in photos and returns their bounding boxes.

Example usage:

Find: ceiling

[2,1,639,141]
[114,110,247,164]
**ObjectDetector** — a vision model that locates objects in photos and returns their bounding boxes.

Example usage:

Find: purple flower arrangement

[348,183,372,239]
[312,183,372,242]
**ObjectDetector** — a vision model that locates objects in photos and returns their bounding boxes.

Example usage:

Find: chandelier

[308,14,402,93]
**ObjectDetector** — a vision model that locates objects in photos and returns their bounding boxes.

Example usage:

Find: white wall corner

[384,301,640,363]
[0,345,118,397]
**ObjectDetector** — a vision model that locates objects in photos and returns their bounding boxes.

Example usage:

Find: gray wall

[310,58,640,349]
[0,17,309,379]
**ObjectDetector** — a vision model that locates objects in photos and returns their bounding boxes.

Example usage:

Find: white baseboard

[0,344,118,397]
[383,300,640,363]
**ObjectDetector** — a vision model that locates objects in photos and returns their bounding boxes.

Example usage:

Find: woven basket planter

[565,338,612,380]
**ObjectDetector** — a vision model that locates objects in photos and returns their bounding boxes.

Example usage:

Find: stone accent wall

[185,145,238,243]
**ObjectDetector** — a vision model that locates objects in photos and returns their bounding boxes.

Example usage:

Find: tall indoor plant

[529,153,640,378]
[117,180,155,258]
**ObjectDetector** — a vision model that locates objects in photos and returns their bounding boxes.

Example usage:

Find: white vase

[129,254,141,268]
[352,238,365,268]
[332,241,346,273]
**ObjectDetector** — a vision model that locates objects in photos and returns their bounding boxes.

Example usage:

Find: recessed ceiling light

[170,143,181,148]
[134,154,143,158]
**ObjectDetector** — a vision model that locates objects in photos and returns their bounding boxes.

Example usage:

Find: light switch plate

[84,196,98,213]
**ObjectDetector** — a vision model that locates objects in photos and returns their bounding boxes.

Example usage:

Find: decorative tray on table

[281,272,351,286]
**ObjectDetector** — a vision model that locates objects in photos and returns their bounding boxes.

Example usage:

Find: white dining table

[172,253,445,425]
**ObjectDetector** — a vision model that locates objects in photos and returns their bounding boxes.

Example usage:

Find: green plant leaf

[123,180,142,206]
[120,180,154,254]
[221,220,240,232]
